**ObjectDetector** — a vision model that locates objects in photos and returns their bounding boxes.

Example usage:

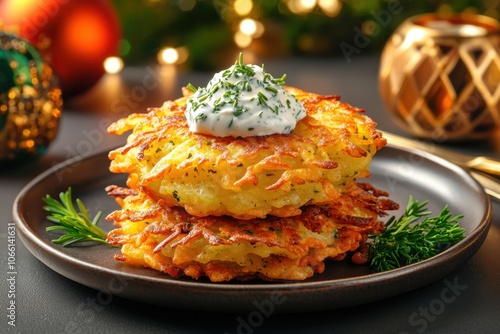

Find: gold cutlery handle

[467,157,500,176]
[381,131,500,201]
[470,171,500,202]
[382,131,500,177]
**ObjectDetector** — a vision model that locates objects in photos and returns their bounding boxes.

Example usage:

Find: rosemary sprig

[369,196,466,272]
[43,188,109,246]
[42,187,465,273]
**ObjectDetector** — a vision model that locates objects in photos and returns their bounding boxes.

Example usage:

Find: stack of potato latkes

[105,87,399,282]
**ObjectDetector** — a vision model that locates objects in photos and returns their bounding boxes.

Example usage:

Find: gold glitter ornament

[0,31,62,165]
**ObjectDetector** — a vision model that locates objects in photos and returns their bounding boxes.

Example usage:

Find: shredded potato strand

[108,87,386,220]
[105,86,398,282]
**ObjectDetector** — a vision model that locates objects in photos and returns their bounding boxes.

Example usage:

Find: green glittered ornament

[0,31,63,165]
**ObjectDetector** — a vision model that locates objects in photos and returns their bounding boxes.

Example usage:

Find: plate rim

[12,144,492,311]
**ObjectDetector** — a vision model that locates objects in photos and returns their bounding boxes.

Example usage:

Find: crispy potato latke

[106,182,398,282]
[108,87,386,219]
[105,86,399,282]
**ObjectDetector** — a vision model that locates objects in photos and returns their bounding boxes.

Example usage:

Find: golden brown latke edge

[105,87,387,219]
[104,182,399,282]
[107,86,387,171]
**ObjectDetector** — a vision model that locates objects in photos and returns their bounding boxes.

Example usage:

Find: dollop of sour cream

[185,55,306,137]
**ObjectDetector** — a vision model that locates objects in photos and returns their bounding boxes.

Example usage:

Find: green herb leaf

[369,196,465,272]
[186,83,198,93]
[43,188,110,246]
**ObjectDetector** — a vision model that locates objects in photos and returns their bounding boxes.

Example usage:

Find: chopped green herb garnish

[172,190,181,202]
[184,53,306,137]
[186,83,198,93]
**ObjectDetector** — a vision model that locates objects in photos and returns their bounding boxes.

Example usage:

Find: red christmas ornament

[0,0,121,97]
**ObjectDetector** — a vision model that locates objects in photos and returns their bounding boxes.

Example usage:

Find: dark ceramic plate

[13,145,491,313]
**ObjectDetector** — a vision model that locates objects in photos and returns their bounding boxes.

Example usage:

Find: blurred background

[112,0,496,70]
[1,0,497,97]
[1,0,499,164]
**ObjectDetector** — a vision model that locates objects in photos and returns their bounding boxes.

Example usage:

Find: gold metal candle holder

[379,13,500,141]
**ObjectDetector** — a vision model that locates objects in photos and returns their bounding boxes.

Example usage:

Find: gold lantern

[379,13,500,141]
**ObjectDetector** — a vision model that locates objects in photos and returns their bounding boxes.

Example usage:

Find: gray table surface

[1,55,499,334]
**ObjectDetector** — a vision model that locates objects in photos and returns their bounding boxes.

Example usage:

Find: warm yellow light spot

[318,0,341,17]
[239,18,257,36]
[1,0,33,22]
[104,57,124,74]
[402,28,427,48]
[25,140,35,149]
[252,21,265,38]
[158,47,179,65]
[14,114,28,126]
[287,0,315,14]
[234,0,253,16]
[175,46,190,64]
[52,108,62,118]
[234,31,253,48]
[362,20,379,36]
[299,0,317,11]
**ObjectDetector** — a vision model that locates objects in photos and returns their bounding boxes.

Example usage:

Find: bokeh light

[319,0,341,17]
[104,56,124,74]
[158,47,179,65]
[234,31,253,48]
[156,47,189,65]
[234,0,253,16]
[287,0,341,16]
[240,18,257,35]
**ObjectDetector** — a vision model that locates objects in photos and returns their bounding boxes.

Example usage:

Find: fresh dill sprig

[369,196,466,272]
[43,187,109,246]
